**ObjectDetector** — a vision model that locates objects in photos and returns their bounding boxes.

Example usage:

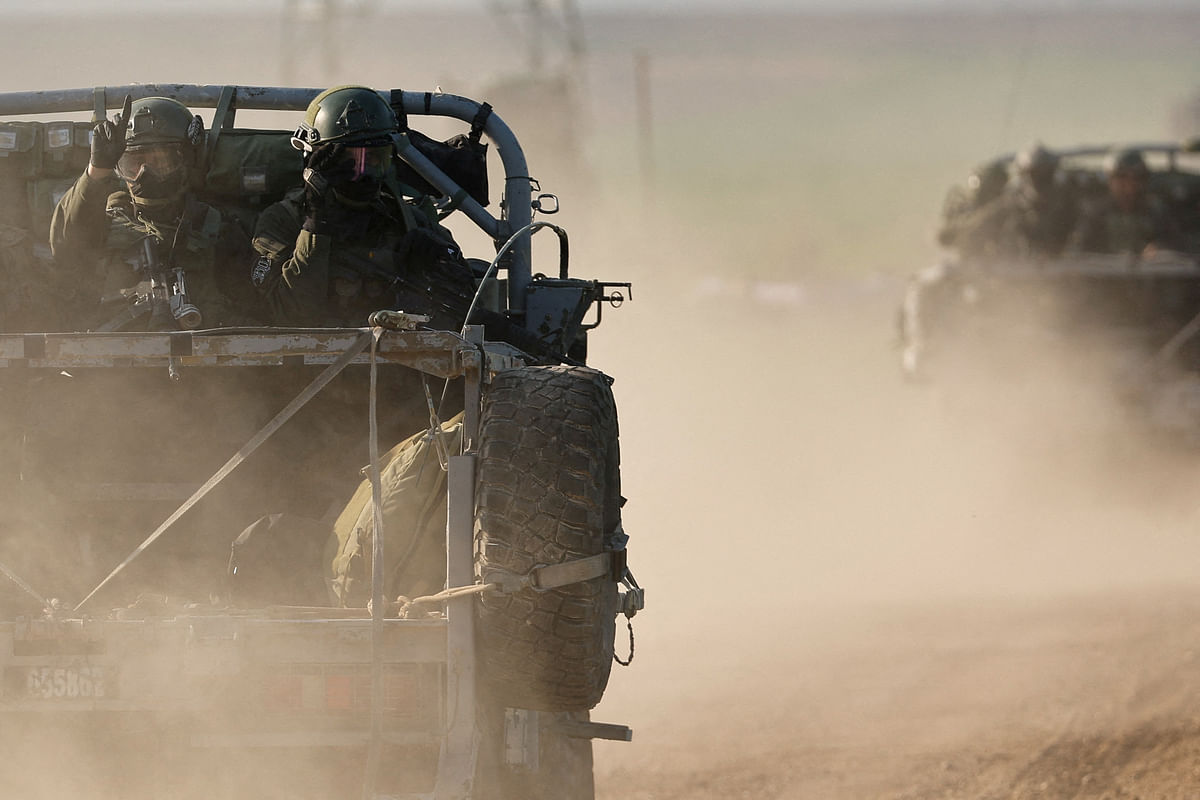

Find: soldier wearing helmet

[1067,147,1178,256]
[50,95,243,330]
[936,159,1008,248]
[250,85,471,328]
[950,142,1078,260]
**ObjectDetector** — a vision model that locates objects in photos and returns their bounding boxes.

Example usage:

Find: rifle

[97,236,203,332]
[142,237,202,330]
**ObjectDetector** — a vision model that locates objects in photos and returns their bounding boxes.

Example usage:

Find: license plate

[6,665,113,700]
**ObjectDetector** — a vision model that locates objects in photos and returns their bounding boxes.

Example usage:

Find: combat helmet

[1015,142,1059,177]
[1014,142,1059,193]
[125,97,203,148]
[1104,148,1149,178]
[116,97,205,204]
[967,159,1009,205]
[291,86,397,152]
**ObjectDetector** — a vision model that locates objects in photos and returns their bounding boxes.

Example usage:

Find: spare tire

[474,365,621,711]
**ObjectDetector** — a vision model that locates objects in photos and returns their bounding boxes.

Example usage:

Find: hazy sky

[14,0,1191,13]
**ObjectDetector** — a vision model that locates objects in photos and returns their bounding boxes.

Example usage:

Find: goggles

[117,143,187,181]
[339,145,392,181]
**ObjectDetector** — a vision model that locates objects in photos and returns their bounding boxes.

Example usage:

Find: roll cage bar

[990,142,1200,171]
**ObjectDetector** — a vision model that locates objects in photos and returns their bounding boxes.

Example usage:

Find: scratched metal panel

[0,331,472,378]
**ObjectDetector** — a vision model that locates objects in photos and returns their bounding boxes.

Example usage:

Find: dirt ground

[587,282,1200,800]
[595,588,1200,800]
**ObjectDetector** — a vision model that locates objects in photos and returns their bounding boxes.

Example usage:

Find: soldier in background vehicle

[951,143,1078,260]
[902,145,1077,377]
[1067,148,1179,256]
[50,95,245,331]
[937,158,1008,249]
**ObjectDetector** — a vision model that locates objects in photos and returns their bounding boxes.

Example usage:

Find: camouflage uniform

[251,85,477,329]
[945,145,1077,260]
[937,159,1009,248]
[1067,194,1177,255]
[959,180,1078,259]
[1067,148,1178,256]
[50,172,243,330]
[49,96,245,331]
[249,185,468,328]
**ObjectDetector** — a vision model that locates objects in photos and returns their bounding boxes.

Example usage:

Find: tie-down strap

[344,549,639,620]
[74,331,374,612]
[487,549,627,595]
[379,551,633,619]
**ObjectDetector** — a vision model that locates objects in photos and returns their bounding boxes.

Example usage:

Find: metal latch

[532,192,559,214]
[618,569,644,618]
[367,310,431,331]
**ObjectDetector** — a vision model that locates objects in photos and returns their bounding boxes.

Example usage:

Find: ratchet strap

[468,102,492,144]
[75,331,374,612]
[488,550,626,594]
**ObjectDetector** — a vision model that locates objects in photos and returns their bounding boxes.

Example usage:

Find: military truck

[0,84,642,799]
[899,144,1200,435]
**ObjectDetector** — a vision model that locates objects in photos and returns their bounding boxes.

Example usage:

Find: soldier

[1067,148,1178,256]
[936,159,1008,248]
[902,145,1076,377]
[953,143,1078,260]
[250,85,472,329]
[251,85,565,370]
[50,95,244,331]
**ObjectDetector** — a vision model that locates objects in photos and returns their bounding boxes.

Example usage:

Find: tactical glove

[301,144,352,233]
[90,94,132,171]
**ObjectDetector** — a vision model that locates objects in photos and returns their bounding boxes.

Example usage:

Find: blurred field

[5,7,1200,799]
[2,9,1198,278]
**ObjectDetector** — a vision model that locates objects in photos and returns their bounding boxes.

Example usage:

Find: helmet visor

[117,143,187,181]
[341,145,392,181]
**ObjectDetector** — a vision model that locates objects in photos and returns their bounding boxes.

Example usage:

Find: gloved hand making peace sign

[88,94,133,176]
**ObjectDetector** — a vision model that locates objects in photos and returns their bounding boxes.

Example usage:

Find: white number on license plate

[22,666,109,699]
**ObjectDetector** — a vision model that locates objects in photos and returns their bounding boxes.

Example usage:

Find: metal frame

[0,84,536,315]
[0,328,503,800]
[0,328,471,374]
[989,142,1200,170]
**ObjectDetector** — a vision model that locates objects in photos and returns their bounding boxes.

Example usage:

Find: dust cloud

[588,214,1200,799]
[2,6,1200,799]
[576,12,1200,798]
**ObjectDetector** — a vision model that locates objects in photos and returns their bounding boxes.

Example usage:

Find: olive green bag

[328,413,464,607]
[0,122,41,230]
[202,130,303,204]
